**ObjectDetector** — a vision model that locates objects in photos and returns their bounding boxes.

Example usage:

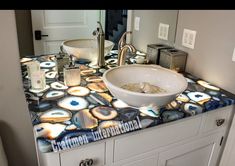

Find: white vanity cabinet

[60,142,105,166]
[38,105,234,166]
[158,132,222,166]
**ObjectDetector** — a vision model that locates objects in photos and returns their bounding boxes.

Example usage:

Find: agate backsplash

[20,53,235,153]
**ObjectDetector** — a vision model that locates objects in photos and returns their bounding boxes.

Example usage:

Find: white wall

[174,10,235,94]
[0,10,38,166]
[131,10,178,52]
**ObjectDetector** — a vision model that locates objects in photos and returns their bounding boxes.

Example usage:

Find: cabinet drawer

[114,116,202,162]
[60,142,105,166]
[202,107,233,133]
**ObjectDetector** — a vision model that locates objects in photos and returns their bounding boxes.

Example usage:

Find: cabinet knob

[216,119,225,126]
[79,159,93,166]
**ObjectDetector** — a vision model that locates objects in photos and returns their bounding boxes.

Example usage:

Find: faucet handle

[92,30,97,36]
[92,22,103,36]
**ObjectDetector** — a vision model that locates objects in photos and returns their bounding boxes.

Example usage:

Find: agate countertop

[20,53,235,153]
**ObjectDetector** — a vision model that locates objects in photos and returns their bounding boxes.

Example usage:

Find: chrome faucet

[117,44,136,66]
[92,21,105,67]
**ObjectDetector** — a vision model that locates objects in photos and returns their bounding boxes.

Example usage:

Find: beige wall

[0,10,37,166]
[131,10,178,52]
[175,10,235,94]
[131,10,235,94]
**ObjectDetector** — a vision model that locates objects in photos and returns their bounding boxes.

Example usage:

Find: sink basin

[62,39,115,65]
[103,65,188,107]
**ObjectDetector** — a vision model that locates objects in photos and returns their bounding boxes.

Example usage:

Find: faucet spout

[117,44,136,66]
[97,21,104,34]
[118,31,132,51]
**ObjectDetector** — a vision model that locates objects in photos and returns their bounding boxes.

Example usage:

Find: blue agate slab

[162,110,185,122]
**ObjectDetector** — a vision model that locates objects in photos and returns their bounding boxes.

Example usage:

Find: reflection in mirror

[130,10,178,53]
[15,10,178,58]
[31,10,104,55]
[15,10,128,57]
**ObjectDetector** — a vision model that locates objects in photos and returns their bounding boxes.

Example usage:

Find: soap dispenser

[63,57,81,86]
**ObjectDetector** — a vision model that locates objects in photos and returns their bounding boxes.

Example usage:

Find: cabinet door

[122,156,157,166]
[114,117,202,162]
[219,112,235,166]
[112,150,158,166]
[158,133,222,166]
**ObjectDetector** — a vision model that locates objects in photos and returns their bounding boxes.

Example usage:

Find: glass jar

[30,70,46,90]
[26,61,40,79]
[63,64,81,86]
[57,55,70,74]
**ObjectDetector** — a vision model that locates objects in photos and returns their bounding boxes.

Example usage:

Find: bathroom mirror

[130,10,179,53]
[15,10,178,57]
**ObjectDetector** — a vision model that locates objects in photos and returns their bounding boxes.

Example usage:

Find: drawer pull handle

[79,159,93,166]
[216,119,225,126]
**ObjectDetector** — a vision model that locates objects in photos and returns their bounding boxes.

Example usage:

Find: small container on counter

[159,48,188,72]
[57,55,70,74]
[26,60,40,79]
[30,70,46,90]
[146,44,172,64]
[63,64,81,86]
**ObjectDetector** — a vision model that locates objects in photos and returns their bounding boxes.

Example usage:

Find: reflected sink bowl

[103,65,188,107]
[62,39,115,65]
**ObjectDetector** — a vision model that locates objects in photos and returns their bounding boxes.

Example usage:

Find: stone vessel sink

[62,39,114,65]
[103,64,188,107]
